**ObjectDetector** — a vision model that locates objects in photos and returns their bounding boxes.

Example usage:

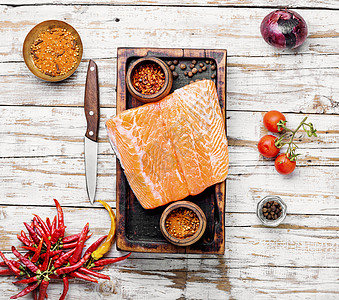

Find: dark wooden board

[115,47,227,254]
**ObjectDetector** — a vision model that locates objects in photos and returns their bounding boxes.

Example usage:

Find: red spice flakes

[30,27,80,77]
[132,63,165,95]
[165,208,200,239]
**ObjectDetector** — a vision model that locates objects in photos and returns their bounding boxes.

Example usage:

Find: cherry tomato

[263,110,286,132]
[275,154,296,175]
[258,135,280,158]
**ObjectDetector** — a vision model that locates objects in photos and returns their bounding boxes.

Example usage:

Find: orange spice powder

[165,208,200,239]
[31,27,80,77]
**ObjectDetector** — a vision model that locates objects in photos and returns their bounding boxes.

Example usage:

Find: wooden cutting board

[115,47,227,254]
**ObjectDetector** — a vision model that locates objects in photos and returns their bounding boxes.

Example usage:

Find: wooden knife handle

[84,60,99,142]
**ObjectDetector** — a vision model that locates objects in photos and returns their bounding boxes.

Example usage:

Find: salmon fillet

[106,80,229,209]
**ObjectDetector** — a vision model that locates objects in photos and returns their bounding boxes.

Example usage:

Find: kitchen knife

[84,60,99,204]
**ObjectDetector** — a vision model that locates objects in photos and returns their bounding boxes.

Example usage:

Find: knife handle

[84,60,100,142]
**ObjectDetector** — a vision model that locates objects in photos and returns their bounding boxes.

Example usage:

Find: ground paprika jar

[160,201,206,247]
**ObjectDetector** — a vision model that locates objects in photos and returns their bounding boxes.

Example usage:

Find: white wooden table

[0,1,338,299]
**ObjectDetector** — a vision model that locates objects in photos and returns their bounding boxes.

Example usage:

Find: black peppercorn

[188,71,193,78]
[170,65,175,71]
[192,68,198,74]
[202,66,207,71]
[211,74,216,79]
[211,65,216,71]
[192,59,197,65]
[180,64,187,70]
[167,61,173,66]
[205,60,210,64]
[198,68,203,73]
[199,63,204,67]
[184,71,188,76]
[173,60,178,65]
[189,64,195,69]
[262,201,283,221]
[172,71,179,79]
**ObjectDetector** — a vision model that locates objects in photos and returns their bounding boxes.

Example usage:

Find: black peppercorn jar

[256,196,287,227]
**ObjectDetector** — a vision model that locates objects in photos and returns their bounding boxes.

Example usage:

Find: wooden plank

[0,156,338,215]
[0,264,337,299]
[0,6,339,63]
[0,206,338,267]
[0,0,338,9]
[0,56,338,114]
[1,107,337,165]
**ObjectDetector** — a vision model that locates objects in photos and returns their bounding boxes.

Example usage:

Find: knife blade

[84,59,99,204]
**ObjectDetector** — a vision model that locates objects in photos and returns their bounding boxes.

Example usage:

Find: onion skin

[260,9,308,49]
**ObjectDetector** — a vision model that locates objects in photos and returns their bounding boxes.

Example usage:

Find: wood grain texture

[0,0,339,9]
[115,48,226,254]
[84,59,100,141]
[0,6,338,62]
[0,57,338,114]
[0,1,338,298]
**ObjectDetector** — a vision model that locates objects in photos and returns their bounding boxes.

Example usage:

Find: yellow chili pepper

[91,200,116,260]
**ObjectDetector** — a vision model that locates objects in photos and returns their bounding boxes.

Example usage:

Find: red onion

[260,9,308,49]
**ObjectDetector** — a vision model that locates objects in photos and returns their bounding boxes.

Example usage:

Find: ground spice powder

[165,208,200,239]
[132,63,165,95]
[31,27,80,77]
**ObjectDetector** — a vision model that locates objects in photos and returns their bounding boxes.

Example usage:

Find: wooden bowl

[126,57,173,103]
[160,201,207,247]
[23,20,83,82]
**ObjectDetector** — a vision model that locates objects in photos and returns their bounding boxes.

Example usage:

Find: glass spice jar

[256,195,287,227]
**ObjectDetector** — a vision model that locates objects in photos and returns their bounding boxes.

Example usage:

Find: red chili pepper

[32,289,37,300]
[10,260,23,269]
[24,223,40,245]
[78,267,110,280]
[31,238,43,263]
[17,235,34,247]
[92,252,131,267]
[62,233,81,244]
[55,252,91,275]
[69,223,89,265]
[61,233,92,250]
[46,217,52,231]
[33,214,51,237]
[50,216,57,243]
[34,223,51,247]
[51,253,61,262]
[62,241,87,250]
[54,248,76,268]
[11,246,40,274]
[0,251,21,276]
[41,244,51,272]
[0,268,13,275]
[13,276,39,285]
[40,250,62,260]
[38,279,49,300]
[69,271,98,283]
[10,282,40,299]
[54,199,66,237]
[59,276,69,300]
[21,246,38,252]
[21,230,31,242]
[84,235,108,257]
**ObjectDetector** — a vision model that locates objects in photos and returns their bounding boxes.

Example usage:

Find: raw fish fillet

[106,80,229,209]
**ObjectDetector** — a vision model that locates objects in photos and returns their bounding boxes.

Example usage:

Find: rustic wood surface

[0,1,338,299]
